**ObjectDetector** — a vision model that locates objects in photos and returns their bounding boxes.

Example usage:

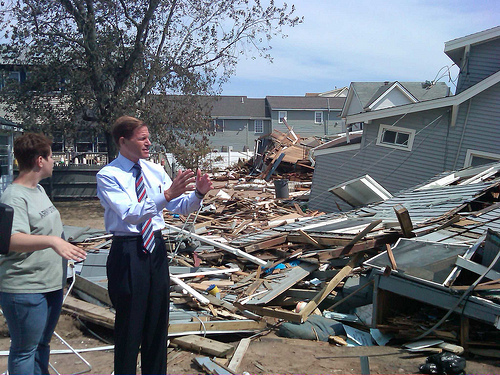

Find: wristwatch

[195,189,206,199]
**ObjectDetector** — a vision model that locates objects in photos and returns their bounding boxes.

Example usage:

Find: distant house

[266,95,346,138]
[309,26,500,213]
[206,96,271,152]
[0,117,22,195]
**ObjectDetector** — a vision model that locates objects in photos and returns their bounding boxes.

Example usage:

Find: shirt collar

[117,153,140,173]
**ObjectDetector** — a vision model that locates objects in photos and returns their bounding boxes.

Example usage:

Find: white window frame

[254,120,263,134]
[213,119,224,133]
[464,149,500,167]
[278,111,287,124]
[315,111,323,124]
[376,124,415,151]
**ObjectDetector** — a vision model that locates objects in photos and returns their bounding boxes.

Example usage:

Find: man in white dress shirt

[96,115,212,375]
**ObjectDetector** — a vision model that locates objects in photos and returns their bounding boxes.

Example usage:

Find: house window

[213,119,224,132]
[315,111,323,124]
[278,111,287,124]
[376,124,415,151]
[464,149,500,167]
[254,120,263,134]
[0,71,21,89]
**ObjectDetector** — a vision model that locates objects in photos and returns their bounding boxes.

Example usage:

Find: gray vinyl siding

[456,38,500,94]
[272,110,343,137]
[208,119,271,152]
[310,109,452,212]
[309,149,362,212]
[444,83,500,169]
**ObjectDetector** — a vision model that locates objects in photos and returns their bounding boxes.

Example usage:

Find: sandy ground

[0,199,499,374]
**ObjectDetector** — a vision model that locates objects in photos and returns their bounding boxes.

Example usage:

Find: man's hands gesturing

[163,169,213,202]
[164,169,196,202]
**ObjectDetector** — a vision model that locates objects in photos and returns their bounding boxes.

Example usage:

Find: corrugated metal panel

[362,182,494,223]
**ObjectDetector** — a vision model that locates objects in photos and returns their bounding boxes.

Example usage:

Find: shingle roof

[208,96,268,118]
[351,81,450,109]
[266,96,345,110]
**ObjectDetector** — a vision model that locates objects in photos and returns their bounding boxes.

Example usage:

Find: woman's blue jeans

[0,289,63,375]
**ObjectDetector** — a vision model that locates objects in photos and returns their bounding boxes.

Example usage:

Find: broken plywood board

[172,335,234,357]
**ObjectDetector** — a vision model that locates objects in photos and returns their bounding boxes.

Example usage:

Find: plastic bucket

[274,179,289,199]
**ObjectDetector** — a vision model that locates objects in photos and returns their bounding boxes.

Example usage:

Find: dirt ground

[0,199,499,374]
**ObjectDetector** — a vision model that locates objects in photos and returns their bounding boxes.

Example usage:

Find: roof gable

[341,81,450,117]
[365,82,418,111]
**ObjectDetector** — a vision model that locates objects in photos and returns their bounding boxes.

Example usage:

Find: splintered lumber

[74,274,112,306]
[393,204,415,238]
[228,338,251,372]
[243,235,288,253]
[338,220,382,256]
[385,244,398,270]
[168,319,267,336]
[62,295,115,329]
[299,253,363,322]
[297,229,325,248]
[164,224,267,266]
[171,335,234,357]
[234,302,302,323]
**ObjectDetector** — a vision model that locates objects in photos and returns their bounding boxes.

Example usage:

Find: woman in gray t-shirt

[0,133,87,375]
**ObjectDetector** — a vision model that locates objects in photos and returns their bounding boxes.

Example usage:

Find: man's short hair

[14,133,52,171]
[112,116,147,146]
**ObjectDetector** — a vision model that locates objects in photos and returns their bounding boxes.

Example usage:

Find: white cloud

[221,0,500,97]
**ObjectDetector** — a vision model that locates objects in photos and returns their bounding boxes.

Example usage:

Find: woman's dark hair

[14,133,52,171]
[112,116,147,146]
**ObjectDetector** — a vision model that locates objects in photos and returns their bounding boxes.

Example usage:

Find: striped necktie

[133,163,155,253]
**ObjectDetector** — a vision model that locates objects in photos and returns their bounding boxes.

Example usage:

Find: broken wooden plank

[171,335,234,357]
[385,244,398,270]
[297,229,325,249]
[243,235,288,253]
[234,302,302,323]
[393,204,415,238]
[168,319,267,335]
[299,253,363,322]
[74,274,112,306]
[62,295,115,329]
[228,338,251,372]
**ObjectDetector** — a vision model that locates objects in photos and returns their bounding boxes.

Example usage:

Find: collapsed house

[64,161,500,368]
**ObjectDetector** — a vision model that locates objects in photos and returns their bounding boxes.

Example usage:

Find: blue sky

[220,0,500,98]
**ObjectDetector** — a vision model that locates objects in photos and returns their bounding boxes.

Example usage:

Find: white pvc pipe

[164,224,267,267]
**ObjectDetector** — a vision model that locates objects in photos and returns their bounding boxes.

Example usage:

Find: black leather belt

[112,230,163,241]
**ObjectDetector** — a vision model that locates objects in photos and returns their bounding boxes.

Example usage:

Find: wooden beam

[228,338,251,372]
[243,235,288,253]
[234,302,302,323]
[393,204,415,238]
[385,244,398,270]
[74,274,112,306]
[171,335,235,358]
[299,253,363,322]
[168,319,267,335]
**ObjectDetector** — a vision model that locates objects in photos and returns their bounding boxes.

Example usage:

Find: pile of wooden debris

[63,161,500,372]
